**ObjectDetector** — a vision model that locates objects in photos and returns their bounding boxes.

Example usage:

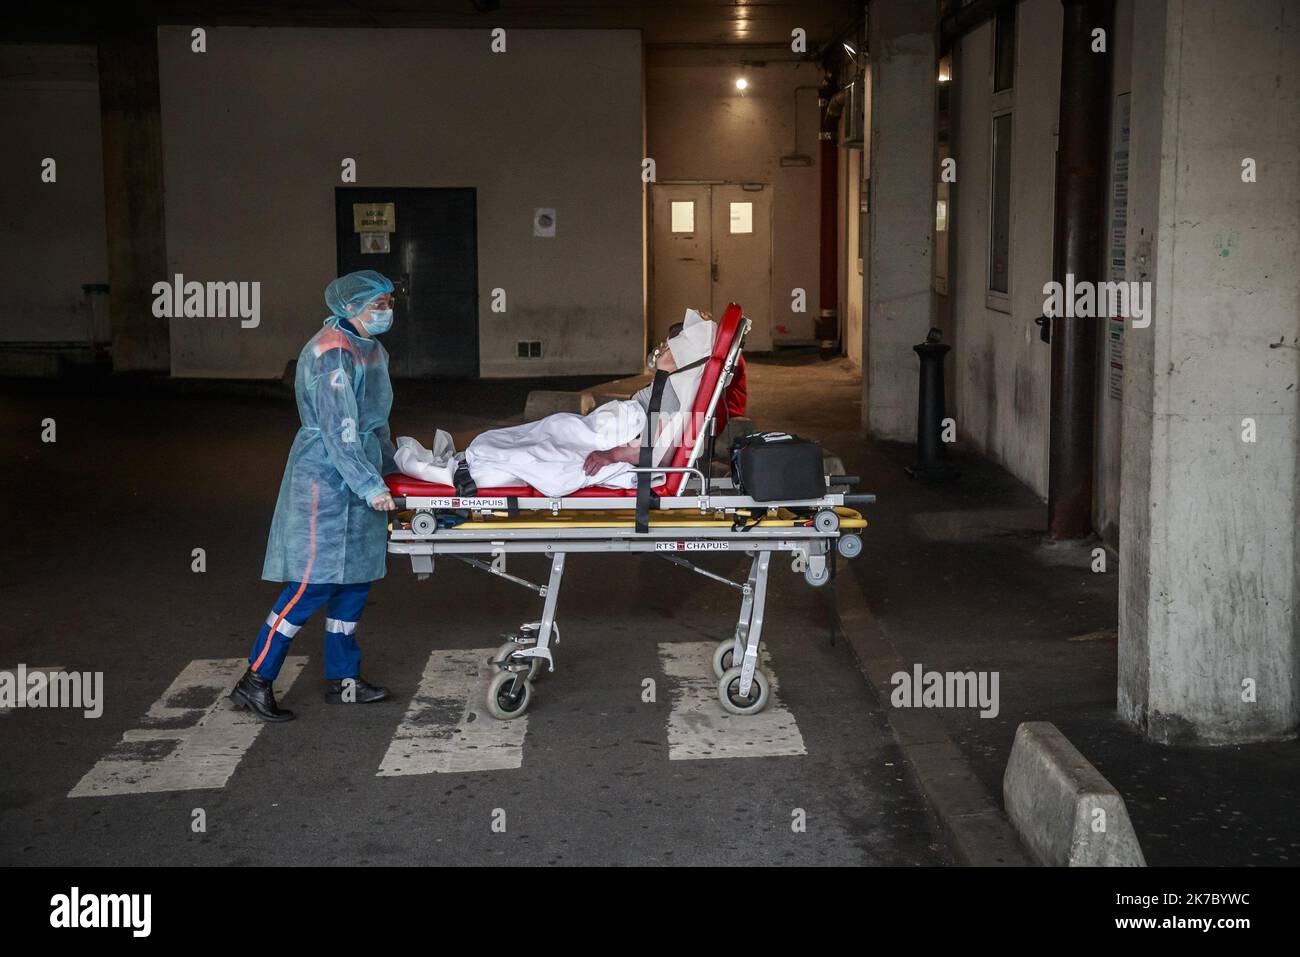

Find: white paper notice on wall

[533,208,556,238]
[360,232,390,254]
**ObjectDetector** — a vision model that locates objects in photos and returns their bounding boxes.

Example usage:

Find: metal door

[650,183,772,350]
[335,187,478,377]
[649,184,712,345]
[709,184,772,352]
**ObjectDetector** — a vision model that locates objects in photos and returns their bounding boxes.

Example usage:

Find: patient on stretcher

[393,308,717,498]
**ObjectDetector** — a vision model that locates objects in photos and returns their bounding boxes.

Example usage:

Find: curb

[1004,721,1146,866]
[832,570,1035,866]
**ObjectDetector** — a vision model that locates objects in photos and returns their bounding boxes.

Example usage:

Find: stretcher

[384,303,874,719]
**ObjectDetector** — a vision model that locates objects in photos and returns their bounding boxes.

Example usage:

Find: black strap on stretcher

[635,370,669,533]
[453,459,477,498]
[635,354,710,534]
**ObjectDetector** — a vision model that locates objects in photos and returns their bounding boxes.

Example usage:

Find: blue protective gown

[262,317,396,584]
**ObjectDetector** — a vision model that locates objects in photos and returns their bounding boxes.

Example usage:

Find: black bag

[730,432,825,501]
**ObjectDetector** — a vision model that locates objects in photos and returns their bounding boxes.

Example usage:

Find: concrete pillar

[1119,0,1300,744]
[864,0,937,439]
[98,23,169,372]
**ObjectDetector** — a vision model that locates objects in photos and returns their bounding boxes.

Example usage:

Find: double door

[650,183,772,350]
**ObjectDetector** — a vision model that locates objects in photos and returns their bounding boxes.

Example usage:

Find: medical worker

[229,270,398,722]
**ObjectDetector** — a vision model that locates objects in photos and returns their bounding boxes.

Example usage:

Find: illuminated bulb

[736,77,748,91]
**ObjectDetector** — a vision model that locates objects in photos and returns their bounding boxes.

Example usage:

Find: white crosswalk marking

[377,649,527,776]
[67,657,306,797]
[659,642,806,760]
[64,643,803,793]
[0,666,63,715]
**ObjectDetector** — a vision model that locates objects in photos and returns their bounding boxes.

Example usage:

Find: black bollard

[905,328,959,480]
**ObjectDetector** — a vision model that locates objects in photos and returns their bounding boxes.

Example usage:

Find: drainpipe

[816,71,840,347]
[1047,0,1114,540]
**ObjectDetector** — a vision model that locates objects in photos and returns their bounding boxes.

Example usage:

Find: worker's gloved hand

[370,491,397,512]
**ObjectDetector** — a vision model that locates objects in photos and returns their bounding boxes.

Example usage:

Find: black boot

[229,668,296,722]
[325,676,390,704]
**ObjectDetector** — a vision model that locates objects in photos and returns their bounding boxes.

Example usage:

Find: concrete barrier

[590,373,651,404]
[524,389,594,420]
[1003,721,1146,866]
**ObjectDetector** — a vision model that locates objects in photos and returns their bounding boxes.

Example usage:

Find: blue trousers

[250,582,371,681]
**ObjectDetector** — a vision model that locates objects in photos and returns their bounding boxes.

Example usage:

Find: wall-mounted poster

[1107,92,1131,402]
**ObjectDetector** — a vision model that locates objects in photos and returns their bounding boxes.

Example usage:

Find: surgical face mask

[362,307,393,335]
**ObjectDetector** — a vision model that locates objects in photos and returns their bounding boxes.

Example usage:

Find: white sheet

[393,309,716,497]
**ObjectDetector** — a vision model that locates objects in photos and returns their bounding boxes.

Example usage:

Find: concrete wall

[0,44,108,343]
[947,0,1132,531]
[950,0,1061,495]
[1119,0,1300,744]
[646,49,823,350]
[157,27,644,378]
[865,0,937,441]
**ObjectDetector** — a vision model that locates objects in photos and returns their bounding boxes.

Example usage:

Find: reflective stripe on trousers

[249,581,371,681]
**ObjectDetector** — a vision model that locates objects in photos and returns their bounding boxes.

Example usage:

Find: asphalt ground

[0,359,950,866]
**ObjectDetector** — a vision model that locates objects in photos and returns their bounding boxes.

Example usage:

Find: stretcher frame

[385,304,874,719]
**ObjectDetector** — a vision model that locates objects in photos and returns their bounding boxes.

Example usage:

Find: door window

[729,202,753,234]
[670,201,696,233]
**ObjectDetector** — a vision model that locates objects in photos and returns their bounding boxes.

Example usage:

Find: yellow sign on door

[353,203,396,233]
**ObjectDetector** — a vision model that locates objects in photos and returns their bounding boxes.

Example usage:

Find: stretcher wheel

[493,641,542,681]
[712,639,739,679]
[837,533,863,558]
[486,670,532,720]
[718,666,770,716]
[803,564,831,588]
[410,511,437,536]
[814,510,840,533]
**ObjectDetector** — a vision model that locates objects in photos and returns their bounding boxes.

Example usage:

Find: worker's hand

[583,450,614,476]
[370,491,397,511]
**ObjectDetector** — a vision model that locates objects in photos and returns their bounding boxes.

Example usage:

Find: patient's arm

[582,351,677,477]
[582,439,640,476]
